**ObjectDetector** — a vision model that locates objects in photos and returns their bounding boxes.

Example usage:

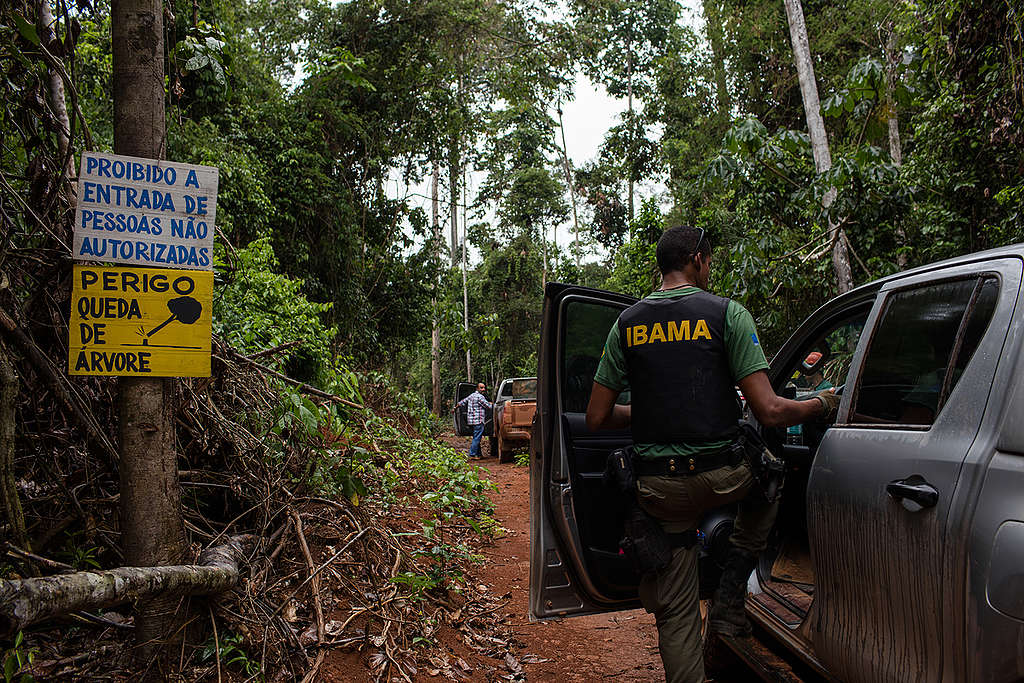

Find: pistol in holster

[734,422,786,503]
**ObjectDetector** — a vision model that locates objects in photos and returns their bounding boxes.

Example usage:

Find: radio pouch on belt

[604,447,698,576]
[735,421,786,503]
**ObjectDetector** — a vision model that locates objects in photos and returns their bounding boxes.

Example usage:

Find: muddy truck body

[494,377,537,463]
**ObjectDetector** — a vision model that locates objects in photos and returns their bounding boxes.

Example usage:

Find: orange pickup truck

[493,377,536,463]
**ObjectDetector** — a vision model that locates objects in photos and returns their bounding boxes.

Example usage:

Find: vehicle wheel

[489,436,498,459]
[498,432,513,464]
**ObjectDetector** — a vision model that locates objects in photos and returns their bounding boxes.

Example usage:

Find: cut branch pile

[0,319,521,680]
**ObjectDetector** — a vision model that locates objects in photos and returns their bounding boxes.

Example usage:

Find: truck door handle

[886,475,938,508]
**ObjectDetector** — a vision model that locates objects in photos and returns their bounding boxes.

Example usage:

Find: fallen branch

[3,542,75,574]
[0,537,248,636]
[247,340,304,360]
[0,306,119,465]
[291,510,325,644]
[220,349,364,410]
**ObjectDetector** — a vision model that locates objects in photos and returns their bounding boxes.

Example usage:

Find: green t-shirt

[593,287,769,459]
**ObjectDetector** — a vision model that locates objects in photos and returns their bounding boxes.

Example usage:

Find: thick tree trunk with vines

[0,538,246,637]
[0,341,28,550]
[783,0,854,294]
[111,0,188,669]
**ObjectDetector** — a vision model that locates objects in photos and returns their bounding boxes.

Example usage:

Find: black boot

[708,547,759,637]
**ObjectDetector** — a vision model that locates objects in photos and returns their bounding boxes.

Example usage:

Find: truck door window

[561,300,622,413]
[850,277,999,427]
[781,313,867,448]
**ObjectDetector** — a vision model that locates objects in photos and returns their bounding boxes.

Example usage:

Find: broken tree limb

[0,306,119,465]
[0,537,248,637]
[220,349,364,410]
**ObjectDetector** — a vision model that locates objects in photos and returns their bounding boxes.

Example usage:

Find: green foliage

[200,631,262,679]
[55,531,102,571]
[2,632,36,683]
[171,21,230,97]
[603,199,664,298]
[213,238,336,382]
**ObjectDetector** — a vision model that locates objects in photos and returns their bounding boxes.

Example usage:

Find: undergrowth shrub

[213,238,336,383]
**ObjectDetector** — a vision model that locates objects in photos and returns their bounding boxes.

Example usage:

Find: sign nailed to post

[73,152,218,270]
[69,265,213,377]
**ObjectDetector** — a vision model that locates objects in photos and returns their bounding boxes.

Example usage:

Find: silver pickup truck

[530,245,1024,682]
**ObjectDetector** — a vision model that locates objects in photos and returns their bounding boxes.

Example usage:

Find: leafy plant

[2,632,36,683]
[200,631,261,680]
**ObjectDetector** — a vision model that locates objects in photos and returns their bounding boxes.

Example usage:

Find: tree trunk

[0,537,246,637]
[782,0,854,294]
[111,0,188,668]
[541,228,548,291]
[460,161,470,380]
[884,22,907,269]
[626,35,635,226]
[0,341,28,551]
[557,108,580,272]
[430,161,442,415]
[449,134,460,269]
[36,0,75,181]
[702,0,732,118]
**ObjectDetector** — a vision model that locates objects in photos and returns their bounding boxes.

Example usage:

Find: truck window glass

[851,277,998,427]
[511,378,537,399]
[561,300,622,413]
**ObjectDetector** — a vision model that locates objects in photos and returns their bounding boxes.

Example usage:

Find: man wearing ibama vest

[585,225,839,683]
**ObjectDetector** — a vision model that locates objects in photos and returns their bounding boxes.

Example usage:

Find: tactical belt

[634,444,742,477]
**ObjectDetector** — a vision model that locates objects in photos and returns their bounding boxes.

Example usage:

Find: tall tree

[782,0,853,293]
[702,0,731,119]
[431,161,442,413]
[572,0,678,222]
[112,0,188,666]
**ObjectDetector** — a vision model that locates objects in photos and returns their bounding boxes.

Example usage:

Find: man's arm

[738,370,834,427]
[585,381,631,431]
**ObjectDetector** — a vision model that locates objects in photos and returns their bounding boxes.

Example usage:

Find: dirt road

[468,456,665,681]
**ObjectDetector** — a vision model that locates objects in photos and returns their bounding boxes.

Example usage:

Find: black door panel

[453,382,493,437]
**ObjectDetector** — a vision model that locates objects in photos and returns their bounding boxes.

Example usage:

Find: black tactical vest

[617,290,740,445]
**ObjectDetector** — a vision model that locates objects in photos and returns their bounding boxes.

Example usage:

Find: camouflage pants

[636,462,778,683]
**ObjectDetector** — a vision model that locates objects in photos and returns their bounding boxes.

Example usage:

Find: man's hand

[816,389,840,422]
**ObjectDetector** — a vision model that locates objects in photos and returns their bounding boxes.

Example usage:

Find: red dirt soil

[469,455,665,682]
[322,437,751,681]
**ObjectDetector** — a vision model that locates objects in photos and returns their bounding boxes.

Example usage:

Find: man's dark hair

[656,225,712,274]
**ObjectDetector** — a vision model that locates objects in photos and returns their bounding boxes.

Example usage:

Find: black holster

[604,447,698,576]
[734,422,785,503]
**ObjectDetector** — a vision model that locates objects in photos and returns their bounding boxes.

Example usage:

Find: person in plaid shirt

[455,382,492,459]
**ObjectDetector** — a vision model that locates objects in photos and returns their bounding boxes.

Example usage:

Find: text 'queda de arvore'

[72,151,219,271]
[68,265,214,378]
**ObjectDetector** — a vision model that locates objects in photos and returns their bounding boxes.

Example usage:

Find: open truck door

[452,382,493,438]
[529,283,640,618]
[529,283,741,620]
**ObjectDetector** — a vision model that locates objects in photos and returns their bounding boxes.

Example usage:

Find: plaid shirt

[459,391,492,425]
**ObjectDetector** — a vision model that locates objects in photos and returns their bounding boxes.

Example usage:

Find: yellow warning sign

[69,265,212,377]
